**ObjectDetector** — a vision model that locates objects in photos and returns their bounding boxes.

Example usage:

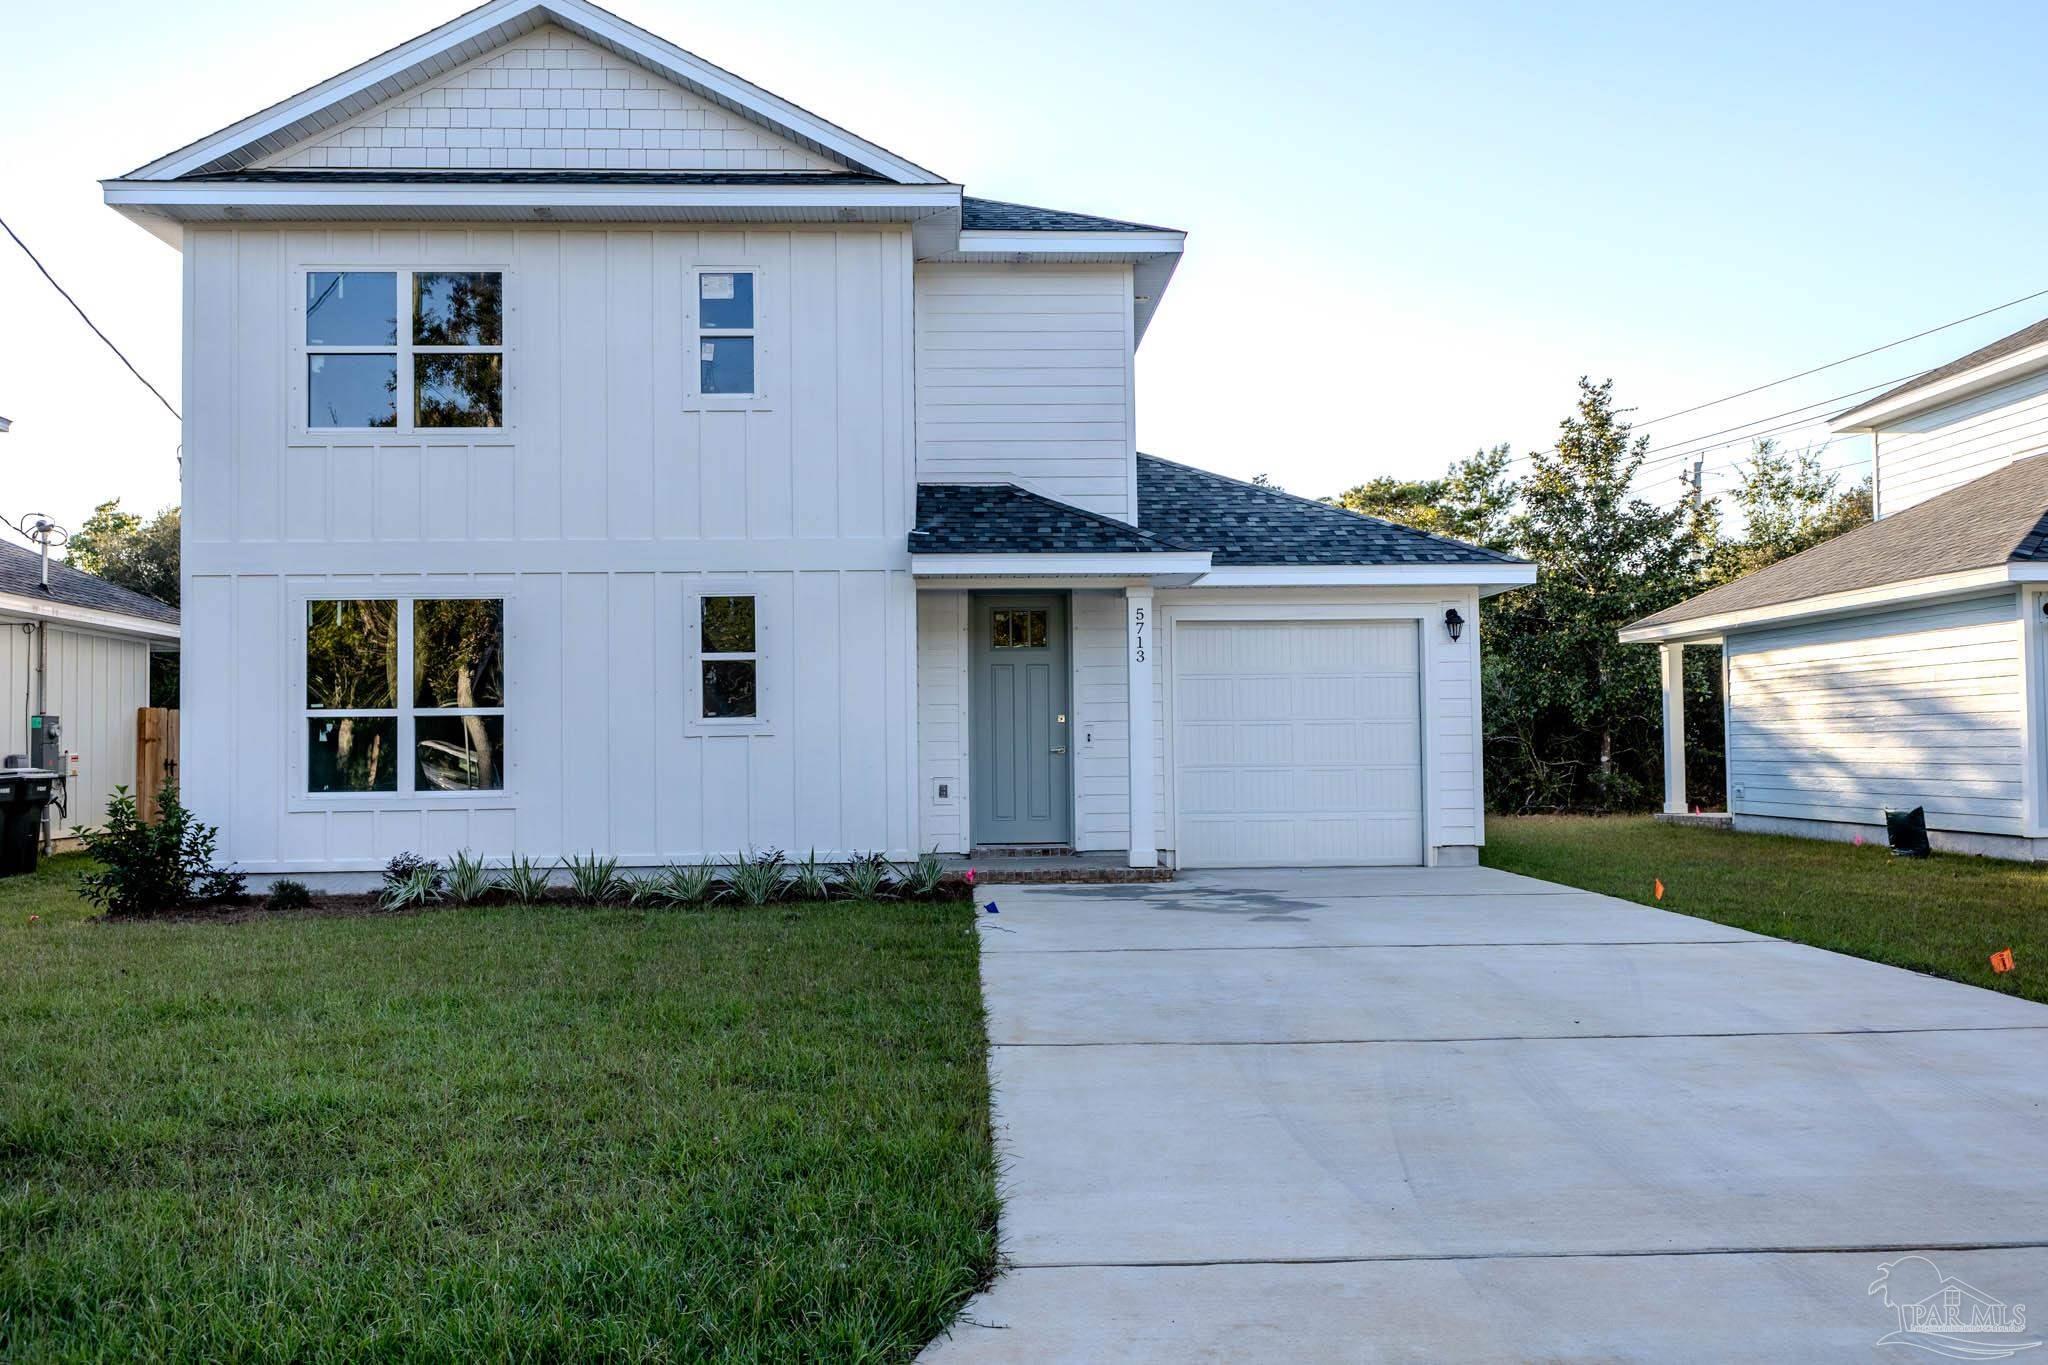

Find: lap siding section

[1724,591,2026,836]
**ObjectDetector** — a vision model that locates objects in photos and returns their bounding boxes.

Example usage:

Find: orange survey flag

[1991,949,2016,974]
[1653,879,1665,902]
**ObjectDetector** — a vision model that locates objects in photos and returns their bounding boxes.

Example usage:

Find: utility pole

[1677,456,1705,507]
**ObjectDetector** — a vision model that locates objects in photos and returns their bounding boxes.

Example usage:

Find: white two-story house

[105,0,1534,882]
[1623,316,2048,859]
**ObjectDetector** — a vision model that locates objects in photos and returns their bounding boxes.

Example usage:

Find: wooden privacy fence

[136,707,180,823]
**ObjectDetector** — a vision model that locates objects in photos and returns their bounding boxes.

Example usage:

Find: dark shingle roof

[0,541,179,628]
[1837,315,2048,424]
[1628,453,2048,633]
[912,483,1201,555]
[961,196,1177,234]
[1136,455,1527,567]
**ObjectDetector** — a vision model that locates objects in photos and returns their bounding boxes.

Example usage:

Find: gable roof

[1136,455,1528,567]
[912,483,1200,555]
[0,542,180,630]
[1624,453,2048,635]
[1834,314,2048,429]
[122,0,943,185]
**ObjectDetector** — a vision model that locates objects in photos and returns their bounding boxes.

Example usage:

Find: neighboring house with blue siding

[102,0,1533,883]
[1623,319,2048,859]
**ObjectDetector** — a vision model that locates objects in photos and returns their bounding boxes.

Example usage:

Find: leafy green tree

[1482,379,1715,811]
[1331,444,1518,549]
[66,500,180,608]
[1708,439,1872,584]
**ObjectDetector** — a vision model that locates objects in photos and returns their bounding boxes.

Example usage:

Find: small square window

[415,354,503,427]
[701,595,755,654]
[308,354,397,429]
[699,272,755,330]
[306,599,397,709]
[702,660,757,719]
[306,271,396,346]
[700,336,755,395]
[308,715,399,793]
[415,714,506,792]
[413,272,503,346]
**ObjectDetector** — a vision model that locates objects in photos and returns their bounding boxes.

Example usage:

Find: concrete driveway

[924,866,2048,1363]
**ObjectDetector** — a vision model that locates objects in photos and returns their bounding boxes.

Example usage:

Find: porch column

[1660,642,1687,815]
[1126,586,1158,867]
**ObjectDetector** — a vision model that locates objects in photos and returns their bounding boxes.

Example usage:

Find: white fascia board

[953,229,1185,256]
[1832,339,2048,432]
[102,178,962,217]
[0,593,180,642]
[1194,563,1537,592]
[1616,565,2019,645]
[912,552,1213,578]
[123,0,943,185]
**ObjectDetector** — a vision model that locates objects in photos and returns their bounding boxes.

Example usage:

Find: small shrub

[444,849,492,906]
[563,851,627,905]
[494,854,553,904]
[621,873,666,908]
[265,878,313,912]
[899,849,950,900]
[834,851,894,903]
[382,852,444,898]
[790,849,831,901]
[77,784,243,916]
[724,848,787,906]
[380,864,445,911]
[652,859,719,907]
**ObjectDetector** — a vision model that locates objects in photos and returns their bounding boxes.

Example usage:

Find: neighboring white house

[1622,316,2048,859]
[102,0,1534,882]
[0,541,180,840]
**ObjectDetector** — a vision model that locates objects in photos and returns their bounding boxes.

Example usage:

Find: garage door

[1173,620,1424,867]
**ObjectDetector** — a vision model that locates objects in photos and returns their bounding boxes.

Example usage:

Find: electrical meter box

[28,714,61,774]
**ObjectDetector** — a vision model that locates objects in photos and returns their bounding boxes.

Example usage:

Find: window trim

[293,265,511,439]
[683,264,770,411]
[294,592,511,805]
[686,582,772,737]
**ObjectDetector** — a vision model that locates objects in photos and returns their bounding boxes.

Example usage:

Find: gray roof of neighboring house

[0,541,180,628]
[1136,454,1527,566]
[1627,453,2048,634]
[960,196,1177,234]
[911,457,1528,568]
[1837,314,2048,424]
[912,482,1200,554]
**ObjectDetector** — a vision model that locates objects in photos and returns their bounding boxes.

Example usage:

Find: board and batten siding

[1724,592,2026,836]
[914,264,1137,521]
[0,618,153,838]
[1872,367,2048,517]
[182,223,919,873]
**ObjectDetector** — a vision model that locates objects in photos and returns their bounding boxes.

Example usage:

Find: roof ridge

[1135,452,1528,565]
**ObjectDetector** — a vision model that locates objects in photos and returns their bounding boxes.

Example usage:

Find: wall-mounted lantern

[1444,608,1465,643]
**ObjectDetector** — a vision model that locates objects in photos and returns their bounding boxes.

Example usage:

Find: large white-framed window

[300,268,505,433]
[302,596,507,797]
[686,585,770,735]
[685,265,766,408]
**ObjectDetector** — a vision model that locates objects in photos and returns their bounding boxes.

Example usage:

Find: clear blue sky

[7,0,2048,537]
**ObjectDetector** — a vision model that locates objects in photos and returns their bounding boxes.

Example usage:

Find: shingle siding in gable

[260,25,845,174]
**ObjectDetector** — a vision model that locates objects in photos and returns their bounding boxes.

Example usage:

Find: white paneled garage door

[1173,620,1424,867]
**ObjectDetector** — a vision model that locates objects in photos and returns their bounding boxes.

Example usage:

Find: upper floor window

[693,268,757,400]
[305,270,503,430]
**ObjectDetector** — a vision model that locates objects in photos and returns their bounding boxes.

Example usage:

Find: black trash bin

[0,770,58,876]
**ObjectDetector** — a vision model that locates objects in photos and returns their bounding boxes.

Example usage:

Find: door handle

[1050,746,1067,755]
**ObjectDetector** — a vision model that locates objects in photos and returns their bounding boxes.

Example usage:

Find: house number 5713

[1133,605,1147,663]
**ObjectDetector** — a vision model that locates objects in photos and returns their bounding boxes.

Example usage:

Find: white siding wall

[262,25,842,173]
[1725,593,2025,836]
[1873,368,2048,517]
[0,617,154,838]
[914,264,1137,521]
[916,589,968,853]
[184,223,919,873]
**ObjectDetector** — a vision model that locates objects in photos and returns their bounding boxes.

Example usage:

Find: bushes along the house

[77,784,245,916]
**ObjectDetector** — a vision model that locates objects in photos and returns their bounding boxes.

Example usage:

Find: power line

[0,211,181,423]
[1634,369,1921,466]
[1631,284,2048,430]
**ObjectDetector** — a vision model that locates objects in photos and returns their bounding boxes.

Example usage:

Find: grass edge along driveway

[0,855,998,1363]
[1484,815,2048,1006]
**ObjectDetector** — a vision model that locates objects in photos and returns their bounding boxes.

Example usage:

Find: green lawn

[0,856,996,1363]
[1484,815,2048,1005]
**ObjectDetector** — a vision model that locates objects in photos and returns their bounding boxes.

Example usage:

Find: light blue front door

[971,594,1072,846]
